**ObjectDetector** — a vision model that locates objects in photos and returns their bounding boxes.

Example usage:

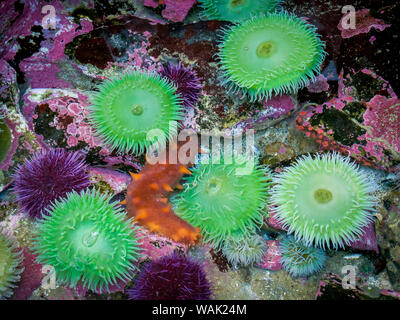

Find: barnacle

[89,71,183,154]
[217,12,326,101]
[199,0,280,22]
[271,153,376,249]
[33,189,142,292]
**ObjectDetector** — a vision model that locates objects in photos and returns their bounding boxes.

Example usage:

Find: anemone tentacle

[89,70,184,154]
[198,0,281,23]
[271,153,377,249]
[0,231,24,299]
[222,233,267,266]
[280,236,326,277]
[33,189,142,292]
[217,12,326,101]
[172,157,272,248]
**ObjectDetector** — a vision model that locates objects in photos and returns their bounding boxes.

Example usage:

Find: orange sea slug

[124,139,201,245]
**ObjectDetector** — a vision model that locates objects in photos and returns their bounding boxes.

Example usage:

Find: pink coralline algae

[265,206,287,231]
[131,1,168,25]
[112,30,160,72]
[19,59,72,89]
[338,9,391,39]
[0,0,41,60]
[136,228,186,262]
[232,95,295,131]
[1,0,93,88]
[0,1,20,54]
[380,289,400,299]
[348,222,379,254]
[296,70,399,170]
[144,0,160,8]
[89,167,132,194]
[315,273,362,299]
[30,94,104,149]
[162,0,197,23]
[0,59,18,104]
[262,95,296,120]
[19,13,94,89]
[369,36,376,44]
[24,92,142,168]
[362,95,400,154]
[11,249,43,300]
[256,240,283,271]
[48,97,101,149]
[307,74,330,93]
[144,0,196,23]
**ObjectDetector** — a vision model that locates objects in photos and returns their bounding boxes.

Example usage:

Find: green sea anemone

[280,236,326,277]
[89,71,183,154]
[33,189,142,292]
[271,153,376,249]
[0,232,24,299]
[198,0,280,23]
[172,157,272,248]
[217,12,326,101]
[222,233,267,266]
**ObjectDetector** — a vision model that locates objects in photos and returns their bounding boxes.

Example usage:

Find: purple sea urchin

[160,62,202,109]
[199,0,280,23]
[127,253,211,300]
[33,189,142,292]
[217,12,326,101]
[89,71,183,154]
[222,233,267,266]
[13,148,90,219]
[271,153,376,249]
[280,236,326,277]
[172,158,272,248]
[0,231,24,299]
